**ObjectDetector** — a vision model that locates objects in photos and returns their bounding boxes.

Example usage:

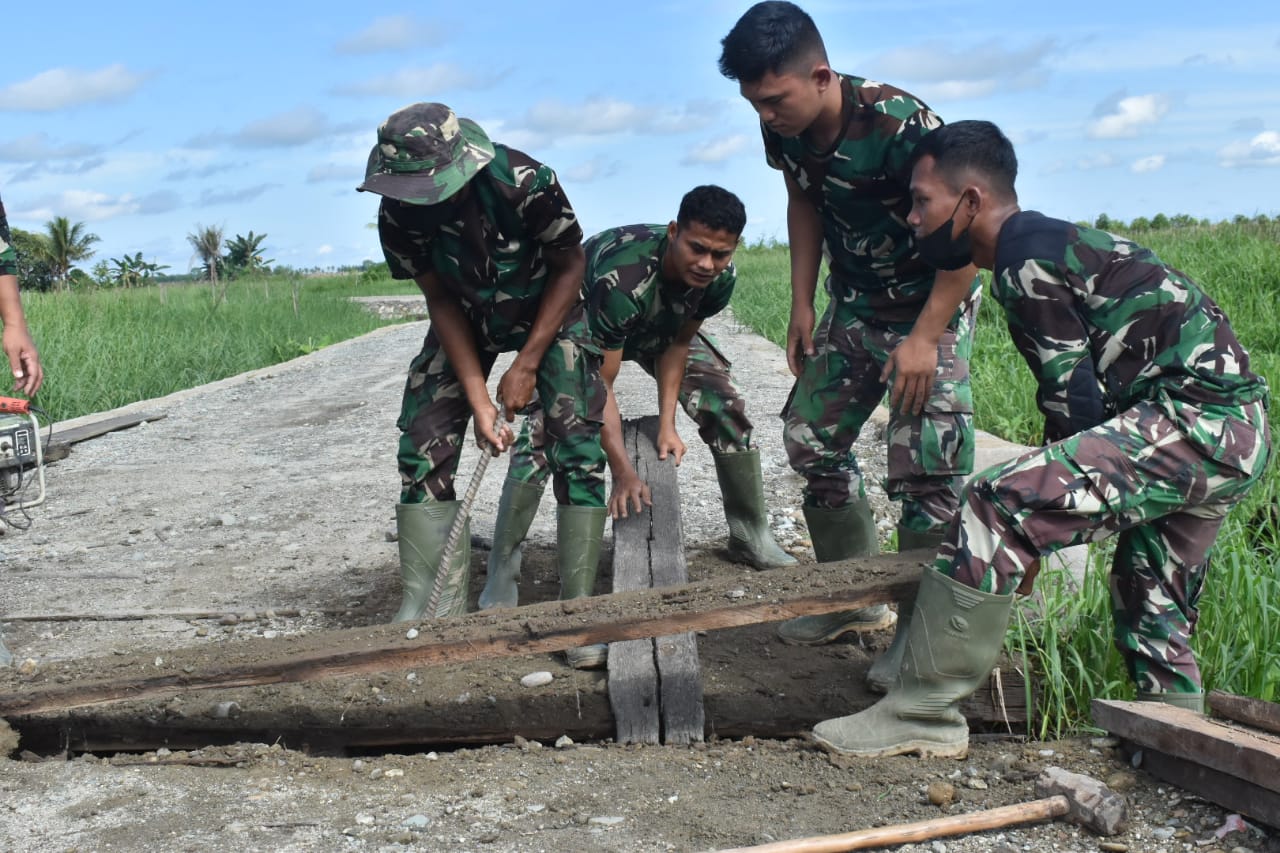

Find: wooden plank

[608,419,660,743]
[1210,690,1280,737]
[0,553,923,718]
[52,412,166,446]
[1092,698,1280,796]
[1139,748,1280,829]
[633,418,703,745]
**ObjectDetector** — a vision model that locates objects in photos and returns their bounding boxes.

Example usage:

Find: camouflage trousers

[782,295,977,533]
[397,327,608,506]
[506,332,753,484]
[933,394,1271,693]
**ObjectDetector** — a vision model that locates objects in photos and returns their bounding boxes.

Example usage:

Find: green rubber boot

[713,449,797,570]
[866,524,948,694]
[811,568,1014,759]
[478,478,546,610]
[557,504,609,670]
[1137,690,1205,714]
[393,501,470,622]
[777,500,893,645]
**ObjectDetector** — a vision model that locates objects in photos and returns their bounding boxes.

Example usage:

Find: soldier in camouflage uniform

[812,119,1272,759]
[357,104,608,631]
[0,191,46,666]
[719,2,981,690]
[479,187,796,667]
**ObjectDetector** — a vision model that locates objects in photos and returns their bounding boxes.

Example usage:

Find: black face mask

[914,194,974,271]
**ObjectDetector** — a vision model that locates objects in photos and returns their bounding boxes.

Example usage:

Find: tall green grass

[731,221,1280,735]
[23,276,408,422]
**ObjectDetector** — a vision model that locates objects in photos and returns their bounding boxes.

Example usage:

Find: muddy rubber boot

[393,500,471,622]
[478,478,546,610]
[713,449,797,570]
[1137,691,1205,714]
[777,500,894,645]
[811,568,1014,759]
[866,525,948,694]
[557,504,608,670]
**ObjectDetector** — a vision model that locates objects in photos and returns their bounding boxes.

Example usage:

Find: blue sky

[3,1,1278,276]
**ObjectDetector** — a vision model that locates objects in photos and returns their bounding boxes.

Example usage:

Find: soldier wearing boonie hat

[359,104,610,653]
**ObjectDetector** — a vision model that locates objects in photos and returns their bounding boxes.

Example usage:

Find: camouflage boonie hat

[356,102,495,205]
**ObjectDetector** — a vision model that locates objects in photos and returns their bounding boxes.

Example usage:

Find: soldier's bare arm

[654,318,701,465]
[416,270,511,451]
[599,347,650,518]
[498,243,586,418]
[783,170,822,377]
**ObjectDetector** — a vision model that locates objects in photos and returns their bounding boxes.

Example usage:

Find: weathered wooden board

[1210,690,1280,737]
[1093,698,1280,827]
[608,416,703,744]
[0,549,924,718]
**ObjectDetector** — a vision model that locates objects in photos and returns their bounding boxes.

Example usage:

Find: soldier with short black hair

[479,185,798,669]
[811,118,1271,759]
[358,103,608,631]
[719,2,982,691]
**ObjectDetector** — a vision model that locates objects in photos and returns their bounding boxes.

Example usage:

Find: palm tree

[225,231,273,277]
[43,216,101,292]
[187,224,226,304]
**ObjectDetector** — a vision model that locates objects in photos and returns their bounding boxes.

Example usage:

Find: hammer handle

[715,794,1069,853]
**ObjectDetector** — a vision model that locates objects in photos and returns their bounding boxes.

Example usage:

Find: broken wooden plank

[0,551,922,718]
[1138,747,1280,830]
[1210,690,1280,737]
[608,416,704,744]
[1092,698,1280,823]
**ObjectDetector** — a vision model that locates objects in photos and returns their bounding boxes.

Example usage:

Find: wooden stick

[1209,690,1280,737]
[714,795,1069,852]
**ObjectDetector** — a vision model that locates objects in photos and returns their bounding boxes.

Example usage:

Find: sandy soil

[0,307,1274,852]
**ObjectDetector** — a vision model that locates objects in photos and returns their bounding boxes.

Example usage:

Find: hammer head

[1035,766,1128,836]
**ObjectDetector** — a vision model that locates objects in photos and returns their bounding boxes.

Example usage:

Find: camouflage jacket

[377,145,586,352]
[763,73,951,324]
[994,211,1269,441]
[0,195,16,277]
[585,224,734,362]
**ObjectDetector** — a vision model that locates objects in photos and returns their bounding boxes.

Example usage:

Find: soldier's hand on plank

[608,471,652,519]
[655,426,687,466]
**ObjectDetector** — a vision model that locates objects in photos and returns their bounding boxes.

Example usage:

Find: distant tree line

[9,218,283,293]
[1090,211,1275,232]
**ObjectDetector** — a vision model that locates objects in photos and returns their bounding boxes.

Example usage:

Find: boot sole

[776,609,897,646]
[809,731,968,760]
[726,541,798,570]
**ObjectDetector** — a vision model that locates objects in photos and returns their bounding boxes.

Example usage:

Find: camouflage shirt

[377,145,586,352]
[0,194,16,278]
[585,224,734,362]
[994,211,1268,440]
[763,73,947,324]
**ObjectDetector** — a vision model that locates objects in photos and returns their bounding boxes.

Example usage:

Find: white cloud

[682,135,748,165]
[1131,154,1166,173]
[519,98,722,139]
[317,245,334,256]
[867,39,1053,99]
[332,64,495,98]
[308,162,359,183]
[0,132,100,162]
[17,189,177,222]
[1087,94,1171,139]
[189,108,341,148]
[562,157,621,184]
[1219,130,1280,168]
[0,64,148,111]
[334,16,441,54]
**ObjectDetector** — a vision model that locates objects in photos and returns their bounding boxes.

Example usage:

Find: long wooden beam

[0,552,926,718]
